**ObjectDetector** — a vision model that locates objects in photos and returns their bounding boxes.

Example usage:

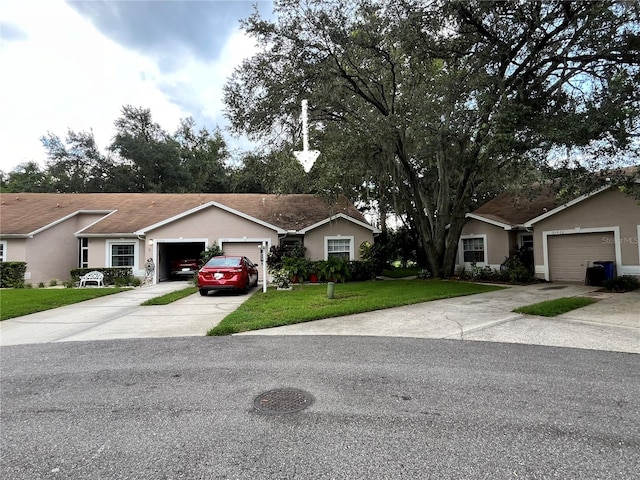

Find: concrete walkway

[239,283,640,354]
[0,281,255,346]
[1,281,638,353]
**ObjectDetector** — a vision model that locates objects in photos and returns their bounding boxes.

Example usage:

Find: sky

[0,0,272,174]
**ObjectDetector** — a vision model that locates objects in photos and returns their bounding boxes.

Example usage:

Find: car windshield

[205,257,241,267]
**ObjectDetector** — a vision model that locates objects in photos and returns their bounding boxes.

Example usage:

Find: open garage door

[221,241,263,267]
[548,232,615,283]
[157,241,206,281]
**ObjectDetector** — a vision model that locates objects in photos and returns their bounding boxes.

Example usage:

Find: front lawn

[141,287,198,305]
[513,297,598,317]
[208,280,504,335]
[0,288,130,320]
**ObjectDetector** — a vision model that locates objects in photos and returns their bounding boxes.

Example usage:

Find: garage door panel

[548,233,615,283]
[222,242,263,267]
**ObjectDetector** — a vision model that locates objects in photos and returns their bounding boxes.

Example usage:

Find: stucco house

[458,185,640,283]
[0,193,380,285]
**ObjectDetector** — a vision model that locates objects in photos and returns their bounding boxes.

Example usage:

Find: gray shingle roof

[0,193,369,236]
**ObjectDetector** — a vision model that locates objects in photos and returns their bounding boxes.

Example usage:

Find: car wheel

[242,279,250,294]
[199,289,208,296]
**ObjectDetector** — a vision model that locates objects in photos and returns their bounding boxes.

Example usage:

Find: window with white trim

[519,233,533,251]
[0,241,6,262]
[462,237,485,263]
[327,238,352,260]
[79,238,89,268]
[109,242,135,267]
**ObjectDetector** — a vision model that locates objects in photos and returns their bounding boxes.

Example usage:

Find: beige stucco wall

[459,219,512,267]
[22,213,108,285]
[4,239,27,262]
[147,206,279,246]
[303,218,375,261]
[532,189,640,277]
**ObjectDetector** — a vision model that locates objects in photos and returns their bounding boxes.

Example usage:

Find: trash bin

[593,261,616,280]
[585,265,605,286]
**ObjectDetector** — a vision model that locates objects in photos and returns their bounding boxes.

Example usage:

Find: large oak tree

[224,0,640,276]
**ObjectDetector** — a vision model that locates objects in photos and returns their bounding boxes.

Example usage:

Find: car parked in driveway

[198,256,258,295]
[170,258,199,278]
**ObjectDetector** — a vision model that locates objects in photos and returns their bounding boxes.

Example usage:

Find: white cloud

[0,0,259,174]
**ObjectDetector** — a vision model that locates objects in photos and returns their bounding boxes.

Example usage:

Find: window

[0,241,6,262]
[327,237,352,260]
[110,243,135,267]
[79,238,89,268]
[463,237,485,263]
[519,234,533,251]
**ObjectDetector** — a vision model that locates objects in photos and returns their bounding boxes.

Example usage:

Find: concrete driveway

[1,281,638,353]
[240,283,640,354]
[0,281,255,346]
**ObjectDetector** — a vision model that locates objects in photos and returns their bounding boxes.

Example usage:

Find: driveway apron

[0,282,254,346]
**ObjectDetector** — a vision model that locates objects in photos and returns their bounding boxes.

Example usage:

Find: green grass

[0,288,130,320]
[381,267,420,278]
[513,297,598,317]
[141,287,198,305]
[208,280,504,335]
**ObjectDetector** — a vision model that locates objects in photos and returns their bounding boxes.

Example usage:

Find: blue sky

[0,0,272,173]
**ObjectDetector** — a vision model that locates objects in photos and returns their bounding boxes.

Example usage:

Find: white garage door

[548,232,615,283]
[221,242,263,267]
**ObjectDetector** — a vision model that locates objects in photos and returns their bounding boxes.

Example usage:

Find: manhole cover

[254,388,314,415]
[540,286,568,290]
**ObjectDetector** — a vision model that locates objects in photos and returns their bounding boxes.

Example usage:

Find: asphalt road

[1,336,638,479]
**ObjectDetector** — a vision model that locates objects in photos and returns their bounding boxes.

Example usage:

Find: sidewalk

[238,283,640,354]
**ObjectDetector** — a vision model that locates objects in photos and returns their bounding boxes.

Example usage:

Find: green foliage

[208,280,504,335]
[114,276,142,287]
[69,267,133,286]
[500,248,535,284]
[514,297,598,317]
[603,276,640,292]
[282,257,309,281]
[0,288,130,321]
[0,262,27,288]
[48,279,58,287]
[200,242,224,266]
[141,287,198,305]
[316,257,351,283]
[224,0,640,278]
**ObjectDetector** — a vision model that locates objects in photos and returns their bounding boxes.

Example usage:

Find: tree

[174,118,232,192]
[109,105,186,192]
[41,129,113,192]
[1,161,54,193]
[224,0,640,277]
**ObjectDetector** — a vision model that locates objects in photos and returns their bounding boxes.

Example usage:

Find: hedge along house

[458,184,640,283]
[0,193,380,286]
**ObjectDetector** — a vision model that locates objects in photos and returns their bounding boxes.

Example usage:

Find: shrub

[0,261,27,288]
[603,276,640,292]
[69,267,133,286]
[417,268,431,279]
[48,279,58,287]
[63,279,75,288]
[500,255,535,284]
[348,260,376,281]
[38,282,46,288]
[200,242,224,266]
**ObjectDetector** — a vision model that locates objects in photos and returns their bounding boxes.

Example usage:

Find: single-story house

[0,193,380,285]
[458,184,640,282]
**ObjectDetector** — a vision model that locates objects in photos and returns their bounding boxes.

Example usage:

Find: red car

[170,258,199,278]
[198,256,258,295]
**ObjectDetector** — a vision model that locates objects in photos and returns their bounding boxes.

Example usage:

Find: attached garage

[157,240,206,282]
[547,232,615,283]
[220,240,267,268]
